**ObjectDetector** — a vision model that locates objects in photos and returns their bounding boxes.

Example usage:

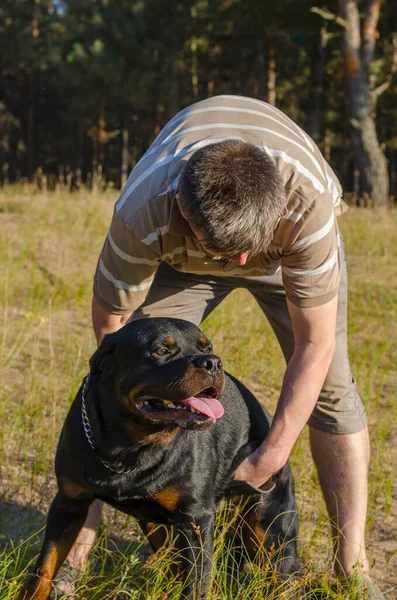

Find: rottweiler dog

[20,317,301,600]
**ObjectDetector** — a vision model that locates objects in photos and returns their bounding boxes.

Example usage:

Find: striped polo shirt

[93,95,347,314]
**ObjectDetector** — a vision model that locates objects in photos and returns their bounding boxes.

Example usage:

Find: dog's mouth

[135,386,224,426]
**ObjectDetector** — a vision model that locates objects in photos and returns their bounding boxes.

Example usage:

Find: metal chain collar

[81,374,135,475]
[81,375,95,450]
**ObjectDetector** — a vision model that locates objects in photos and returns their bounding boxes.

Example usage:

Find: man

[64,95,383,598]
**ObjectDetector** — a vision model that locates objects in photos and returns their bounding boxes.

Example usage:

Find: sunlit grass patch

[2,502,379,600]
[0,189,396,597]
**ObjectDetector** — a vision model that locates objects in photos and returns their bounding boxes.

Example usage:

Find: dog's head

[89,318,225,431]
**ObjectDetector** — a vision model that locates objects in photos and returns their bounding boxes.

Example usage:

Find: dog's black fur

[20,318,301,600]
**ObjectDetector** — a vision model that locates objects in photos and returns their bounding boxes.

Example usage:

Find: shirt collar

[168,191,196,238]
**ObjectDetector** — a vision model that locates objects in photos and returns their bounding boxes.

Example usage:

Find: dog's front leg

[175,512,215,600]
[19,491,94,600]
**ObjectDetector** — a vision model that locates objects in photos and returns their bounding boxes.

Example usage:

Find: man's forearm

[257,340,336,469]
[233,296,338,487]
[91,295,132,346]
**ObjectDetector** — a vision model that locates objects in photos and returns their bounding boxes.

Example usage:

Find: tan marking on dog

[253,522,267,545]
[167,337,176,346]
[140,429,179,445]
[21,545,59,600]
[125,382,147,403]
[199,336,209,346]
[60,478,89,500]
[146,521,157,533]
[241,508,268,557]
[41,545,60,579]
[144,521,171,549]
[154,487,180,511]
[144,523,178,571]
[126,422,179,446]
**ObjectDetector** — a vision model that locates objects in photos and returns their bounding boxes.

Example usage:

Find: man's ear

[89,337,117,380]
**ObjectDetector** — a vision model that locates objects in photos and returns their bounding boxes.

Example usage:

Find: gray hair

[178,140,287,256]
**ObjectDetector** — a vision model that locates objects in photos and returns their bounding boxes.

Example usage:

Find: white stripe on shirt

[108,232,159,265]
[284,210,303,223]
[157,178,180,196]
[116,153,175,211]
[219,95,315,151]
[261,146,325,194]
[160,107,310,148]
[291,211,335,252]
[157,123,327,182]
[282,247,338,278]
[141,225,169,246]
[109,230,190,264]
[120,123,327,216]
[143,134,233,162]
[99,259,154,291]
[117,138,232,212]
[327,174,340,202]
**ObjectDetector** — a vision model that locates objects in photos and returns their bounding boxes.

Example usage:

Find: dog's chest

[98,482,196,524]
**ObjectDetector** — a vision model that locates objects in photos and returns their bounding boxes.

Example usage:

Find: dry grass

[0,187,396,598]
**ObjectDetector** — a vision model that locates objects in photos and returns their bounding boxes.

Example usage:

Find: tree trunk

[27,80,35,180]
[1,162,9,187]
[168,41,180,119]
[338,0,388,206]
[389,150,396,201]
[27,0,40,180]
[266,31,277,106]
[121,114,129,189]
[190,6,199,100]
[253,34,266,100]
[307,27,328,144]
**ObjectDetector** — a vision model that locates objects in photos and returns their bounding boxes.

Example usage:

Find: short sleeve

[278,194,341,308]
[93,207,160,314]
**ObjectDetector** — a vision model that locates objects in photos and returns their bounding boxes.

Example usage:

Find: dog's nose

[193,354,223,375]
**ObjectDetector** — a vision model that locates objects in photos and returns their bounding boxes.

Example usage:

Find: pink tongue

[181,395,224,419]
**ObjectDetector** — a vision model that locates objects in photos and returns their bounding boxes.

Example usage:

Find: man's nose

[232,251,249,266]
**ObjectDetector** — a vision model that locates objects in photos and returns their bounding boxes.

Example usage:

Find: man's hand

[232,444,286,488]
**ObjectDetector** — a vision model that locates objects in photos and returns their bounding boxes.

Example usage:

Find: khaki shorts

[131,244,367,435]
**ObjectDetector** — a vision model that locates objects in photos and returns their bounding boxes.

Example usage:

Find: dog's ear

[89,337,117,380]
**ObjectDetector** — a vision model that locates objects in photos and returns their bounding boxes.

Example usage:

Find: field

[0,187,396,599]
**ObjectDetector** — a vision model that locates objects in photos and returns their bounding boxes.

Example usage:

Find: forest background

[1,1,397,598]
[1,0,397,206]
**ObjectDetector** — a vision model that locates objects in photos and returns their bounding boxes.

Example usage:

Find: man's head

[177,140,287,262]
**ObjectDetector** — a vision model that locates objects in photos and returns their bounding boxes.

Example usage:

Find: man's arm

[233,295,338,487]
[92,203,161,347]
[92,295,132,346]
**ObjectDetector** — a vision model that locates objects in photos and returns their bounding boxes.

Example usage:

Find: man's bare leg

[65,500,103,571]
[309,426,370,577]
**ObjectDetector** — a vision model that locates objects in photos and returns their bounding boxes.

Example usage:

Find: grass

[0,186,396,598]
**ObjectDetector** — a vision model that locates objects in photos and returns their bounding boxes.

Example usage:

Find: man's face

[194,237,250,266]
[176,195,250,266]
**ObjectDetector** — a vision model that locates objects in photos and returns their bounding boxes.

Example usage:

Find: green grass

[0,187,396,598]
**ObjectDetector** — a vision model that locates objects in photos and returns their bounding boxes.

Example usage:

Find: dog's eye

[154,348,170,357]
[203,345,212,354]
